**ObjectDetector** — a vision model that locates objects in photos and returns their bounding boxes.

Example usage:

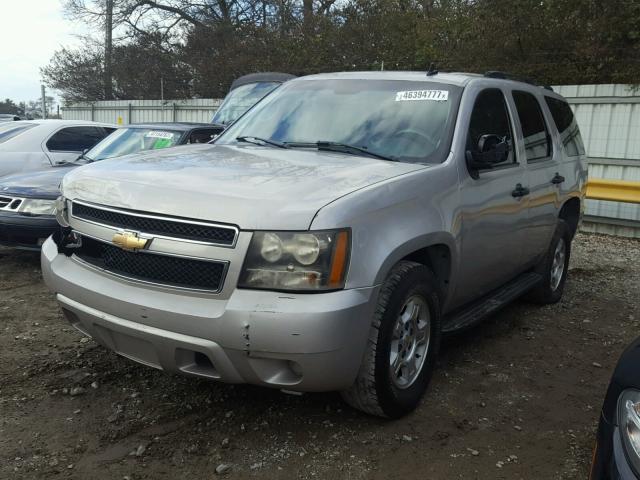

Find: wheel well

[402,244,451,301]
[559,197,580,239]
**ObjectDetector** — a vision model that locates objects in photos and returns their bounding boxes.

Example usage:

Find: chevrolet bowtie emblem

[112,231,148,251]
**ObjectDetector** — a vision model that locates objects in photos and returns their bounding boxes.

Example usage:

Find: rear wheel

[341,261,442,418]
[526,219,571,304]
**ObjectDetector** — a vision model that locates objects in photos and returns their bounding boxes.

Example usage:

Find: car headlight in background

[19,198,56,215]
[618,389,640,475]
[238,230,350,291]
[54,196,70,227]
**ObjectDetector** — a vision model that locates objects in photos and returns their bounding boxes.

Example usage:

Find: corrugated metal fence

[62,99,223,124]
[62,85,640,237]
[553,84,640,238]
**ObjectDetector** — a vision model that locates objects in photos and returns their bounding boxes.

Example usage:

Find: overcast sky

[0,0,86,104]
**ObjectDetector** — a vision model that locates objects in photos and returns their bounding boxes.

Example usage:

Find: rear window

[545,97,585,157]
[46,126,113,152]
[0,123,37,144]
[512,91,551,162]
[212,82,280,125]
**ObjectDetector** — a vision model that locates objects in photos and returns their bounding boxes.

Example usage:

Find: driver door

[450,88,529,308]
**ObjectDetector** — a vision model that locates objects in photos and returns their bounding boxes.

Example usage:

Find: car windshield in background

[84,128,182,161]
[211,82,280,126]
[0,123,37,143]
[217,79,462,163]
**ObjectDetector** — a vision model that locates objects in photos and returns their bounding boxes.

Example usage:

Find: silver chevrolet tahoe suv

[42,71,587,418]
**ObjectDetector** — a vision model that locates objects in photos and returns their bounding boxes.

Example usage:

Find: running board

[442,272,543,334]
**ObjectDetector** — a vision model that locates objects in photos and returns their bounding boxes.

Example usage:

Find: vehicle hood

[62,144,427,230]
[0,165,77,199]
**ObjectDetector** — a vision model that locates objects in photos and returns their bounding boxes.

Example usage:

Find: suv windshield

[211,82,280,126]
[217,79,462,163]
[84,127,182,161]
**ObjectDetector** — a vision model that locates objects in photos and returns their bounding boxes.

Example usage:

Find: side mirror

[75,148,89,161]
[466,134,510,178]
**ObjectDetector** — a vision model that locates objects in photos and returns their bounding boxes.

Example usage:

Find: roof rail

[484,71,553,91]
[484,71,543,88]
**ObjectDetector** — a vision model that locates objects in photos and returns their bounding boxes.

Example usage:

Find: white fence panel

[62,99,223,125]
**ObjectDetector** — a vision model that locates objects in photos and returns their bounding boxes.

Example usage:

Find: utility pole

[41,85,46,119]
[104,0,114,100]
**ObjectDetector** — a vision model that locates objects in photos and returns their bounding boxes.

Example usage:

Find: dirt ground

[1,233,639,480]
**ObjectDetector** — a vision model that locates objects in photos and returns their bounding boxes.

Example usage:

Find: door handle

[551,173,565,185]
[512,183,530,198]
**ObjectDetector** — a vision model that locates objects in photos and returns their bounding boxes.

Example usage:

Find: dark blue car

[591,337,640,479]
[0,122,220,249]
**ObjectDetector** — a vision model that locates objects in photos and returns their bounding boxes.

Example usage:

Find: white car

[0,120,116,178]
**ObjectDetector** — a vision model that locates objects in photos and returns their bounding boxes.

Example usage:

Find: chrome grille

[71,201,238,246]
[74,236,227,292]
[0,196,23,211]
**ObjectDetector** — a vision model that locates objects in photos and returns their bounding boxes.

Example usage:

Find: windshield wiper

[72,152,94,164]
[286,141,397,162]
[236,136,289,149]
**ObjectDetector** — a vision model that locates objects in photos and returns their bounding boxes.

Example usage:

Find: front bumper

[0,211,57,250]
[610,427,638,479]
[41,237,379,392]
[591,413,638,480]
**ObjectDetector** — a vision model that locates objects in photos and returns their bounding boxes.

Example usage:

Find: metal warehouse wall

[553,84,640,238]
[62,98,223,125]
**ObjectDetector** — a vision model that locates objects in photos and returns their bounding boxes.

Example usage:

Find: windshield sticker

[395,90,449,102]
[145,131,175,139]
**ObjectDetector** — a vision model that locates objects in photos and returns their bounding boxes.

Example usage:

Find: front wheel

[341,261,442,418]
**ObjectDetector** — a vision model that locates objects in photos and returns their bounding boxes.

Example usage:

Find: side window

[544,97,585,157]
[46,126,112,152]
[467,88,516,169]
[188,129,218,144]
[512,91,551,162]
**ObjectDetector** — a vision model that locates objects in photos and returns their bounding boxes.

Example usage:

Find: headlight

[618,389,640,475]
[19,198,56,215]
[238,230,350,291]
[54,196,70,227]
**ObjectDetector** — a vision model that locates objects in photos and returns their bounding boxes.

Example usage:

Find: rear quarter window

[46,126,113,152]
[188,128,219,144]
[544,97,586,157]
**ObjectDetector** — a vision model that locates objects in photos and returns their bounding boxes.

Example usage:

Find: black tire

[525,219,572,304]
[340,261,442,418]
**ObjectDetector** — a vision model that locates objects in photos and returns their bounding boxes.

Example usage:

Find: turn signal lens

[328,231,349,288]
